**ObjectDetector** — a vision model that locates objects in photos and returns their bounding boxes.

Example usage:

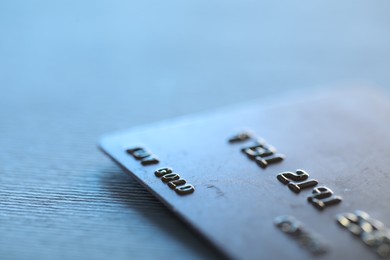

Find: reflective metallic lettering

[175,184,195,195]
[140,156,159,166]
[228,132,252,143]
[132,149,151,160]
[336,211,390,258]
[155,167,173,177]
[126,146,160,166]
[161,173,180,183]
[126,147,143,154]
[277,169,318,193]
[307,186,342,210]
[255,154,285,169]
[274,215,328,255]
[277,169,309,184]
[242,145,276,159]
[155,167,194,195]
[167,179,186,189]
[232,132,285,169]
[288,180,319,193]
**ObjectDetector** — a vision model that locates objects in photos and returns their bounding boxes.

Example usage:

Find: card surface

[99,88,390,259]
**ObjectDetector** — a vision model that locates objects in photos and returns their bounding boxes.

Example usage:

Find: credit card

[99,88,390,259]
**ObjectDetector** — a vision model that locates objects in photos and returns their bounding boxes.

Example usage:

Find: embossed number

[155,167,173,177]
[307,186,342,210]
[277,169,318,193]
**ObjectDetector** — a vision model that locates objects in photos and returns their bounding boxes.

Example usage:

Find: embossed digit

[175,184,195,195]
[288,180,319,193]
[277,169,309,184]
[336,212,359,228]
[240,141,266,152]
[161,173,180,183]
[277,169,318,193]
[274,215,303,235]
[243,146,276,159]
[167,179,186,189]
[126,147,143,154]
[141,156,159,165]
[274,215,328,255]
[132,149,151,160]
[228,132,252,143]
[335,211,390,258]
[307,186,342,210]
[154,167,173,177]
[255,154,285,168]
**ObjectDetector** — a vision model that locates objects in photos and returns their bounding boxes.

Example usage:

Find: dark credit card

[99,88,390,259]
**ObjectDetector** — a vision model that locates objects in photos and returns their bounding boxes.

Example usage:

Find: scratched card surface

[99,88,390,259]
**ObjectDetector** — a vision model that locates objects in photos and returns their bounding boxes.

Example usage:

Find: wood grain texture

[0,0,389,259]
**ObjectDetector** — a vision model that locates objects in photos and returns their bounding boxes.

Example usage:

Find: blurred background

[0,0,389,259]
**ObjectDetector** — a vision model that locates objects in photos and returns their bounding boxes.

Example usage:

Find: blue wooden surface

[0,1,389,259]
